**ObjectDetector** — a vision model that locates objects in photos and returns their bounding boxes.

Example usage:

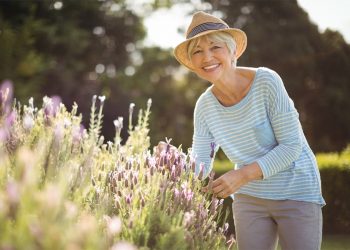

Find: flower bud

[125,194,132,205]
[23,114,34,131]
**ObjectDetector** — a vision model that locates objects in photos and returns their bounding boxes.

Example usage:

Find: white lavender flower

[23,114,34,131]
[98,95,106,104]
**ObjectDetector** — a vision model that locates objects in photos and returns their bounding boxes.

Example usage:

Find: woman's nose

[202,50,213,61]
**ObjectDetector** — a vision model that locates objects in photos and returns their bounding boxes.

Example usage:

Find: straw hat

[174,11,247,71]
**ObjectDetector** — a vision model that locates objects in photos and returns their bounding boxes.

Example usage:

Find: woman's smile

[202,63,221,72]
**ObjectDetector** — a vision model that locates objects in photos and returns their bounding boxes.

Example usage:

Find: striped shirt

[192,67,325,206]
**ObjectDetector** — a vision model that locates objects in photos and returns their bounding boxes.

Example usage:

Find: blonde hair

[187,31,237,66]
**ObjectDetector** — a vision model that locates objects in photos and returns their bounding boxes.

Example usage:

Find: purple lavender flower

[132,174,138,185]
[173,188,180,199]
[189,153,196,172]
[114,196,121,209]
[158,150,167,166]
[0,80,13,114]
[170,165,177,181]
[183,210,195,227]
[198,162,205,180]
[117,171,123,182]
[140,194,145,207]
[210,142,216,158]
[125,194,132,205]
[43,96,61,120]
[207,170,216,193]
[72,124,84,144]
[185,189,194,202]
[210,197,219,215]
[149,165,155,176]
[144,173,148,184]
[164,137,173,154]
[50,96,62,117]
[146,155,156,168]
[23,114,34,131]
[223,222,229,234]
[209,170,215,179]
[54,122,64,143]
[198,204,208,221]
[117,190,122,197]
[5,111,16,127]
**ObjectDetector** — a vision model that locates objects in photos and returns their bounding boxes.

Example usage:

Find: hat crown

[185,11,229,38]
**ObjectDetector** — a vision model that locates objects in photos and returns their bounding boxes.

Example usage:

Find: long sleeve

[256,70,303,179]
[191,97,217,178]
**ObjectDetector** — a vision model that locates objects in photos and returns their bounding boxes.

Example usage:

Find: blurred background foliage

[1,0,349,152]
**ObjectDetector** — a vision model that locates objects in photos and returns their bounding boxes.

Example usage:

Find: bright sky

[143,0,350,48]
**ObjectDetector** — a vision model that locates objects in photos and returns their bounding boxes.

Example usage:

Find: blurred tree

[0,0,145,137]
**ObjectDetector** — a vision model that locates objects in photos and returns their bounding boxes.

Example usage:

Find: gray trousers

[233,194,322,250]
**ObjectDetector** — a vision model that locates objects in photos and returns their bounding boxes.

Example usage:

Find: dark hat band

[186,22,229,39]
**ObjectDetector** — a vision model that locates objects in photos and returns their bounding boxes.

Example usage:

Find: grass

[230,235,350,250]
[321,235,350,250]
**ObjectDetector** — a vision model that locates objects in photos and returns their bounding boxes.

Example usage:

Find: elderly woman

[164,11,325,250]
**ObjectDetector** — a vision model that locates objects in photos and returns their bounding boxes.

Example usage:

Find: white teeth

[203,64,219,70]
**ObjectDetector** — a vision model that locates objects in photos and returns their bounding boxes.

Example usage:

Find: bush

[0,87,232,249]
[318,147,350,234]
[214,147,350,235]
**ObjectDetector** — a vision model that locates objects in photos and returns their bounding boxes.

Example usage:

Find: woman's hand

[202,162,263,198]
[204,169,247,198]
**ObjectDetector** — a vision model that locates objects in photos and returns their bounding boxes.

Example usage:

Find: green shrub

[318,147,350,234]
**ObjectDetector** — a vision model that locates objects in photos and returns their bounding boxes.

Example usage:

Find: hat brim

[174,28,247,71]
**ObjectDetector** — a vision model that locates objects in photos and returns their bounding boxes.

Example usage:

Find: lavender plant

[0,81,234,250]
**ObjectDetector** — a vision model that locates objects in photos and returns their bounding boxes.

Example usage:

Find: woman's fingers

[202,182,229,198]
[201,185,209,193]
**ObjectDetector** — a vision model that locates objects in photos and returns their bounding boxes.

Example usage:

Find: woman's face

[190,36,234,82]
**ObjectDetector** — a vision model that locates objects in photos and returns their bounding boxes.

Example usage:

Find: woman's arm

[203,162,262,198]
[256,70,303,179]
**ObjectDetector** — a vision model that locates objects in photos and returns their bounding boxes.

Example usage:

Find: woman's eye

[193,50,202,55]
[212,46,221,50]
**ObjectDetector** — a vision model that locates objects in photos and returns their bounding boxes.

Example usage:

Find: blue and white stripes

[191,67,325,206]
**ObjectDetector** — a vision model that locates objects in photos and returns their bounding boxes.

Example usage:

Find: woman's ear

[232,48,238,60]
[231,51,237,66]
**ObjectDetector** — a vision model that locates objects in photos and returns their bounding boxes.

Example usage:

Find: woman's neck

[211,67,256,107]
